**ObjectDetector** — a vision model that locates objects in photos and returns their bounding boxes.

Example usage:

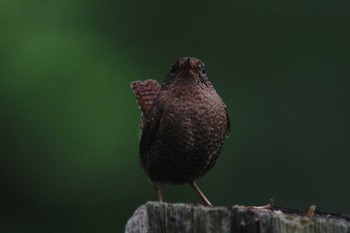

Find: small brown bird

[130,57,230,206]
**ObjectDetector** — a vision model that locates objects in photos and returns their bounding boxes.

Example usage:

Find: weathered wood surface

[125,202,350,233]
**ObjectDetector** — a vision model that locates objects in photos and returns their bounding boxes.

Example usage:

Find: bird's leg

[154,182,164,202]
[190,182,212,207]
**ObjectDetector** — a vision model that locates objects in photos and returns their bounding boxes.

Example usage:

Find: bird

[130,57,230,206]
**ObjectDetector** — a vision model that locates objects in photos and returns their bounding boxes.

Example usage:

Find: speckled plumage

[131,57,230,206]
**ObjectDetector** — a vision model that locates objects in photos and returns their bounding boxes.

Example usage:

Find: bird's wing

[139,104,163,166]
[130,79,161,128]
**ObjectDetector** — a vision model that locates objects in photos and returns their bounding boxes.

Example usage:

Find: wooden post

[125,202,350,233]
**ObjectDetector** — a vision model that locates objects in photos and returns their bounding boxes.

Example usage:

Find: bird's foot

[248,198,274,210]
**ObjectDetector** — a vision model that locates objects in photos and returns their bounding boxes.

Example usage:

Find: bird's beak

[183,57,193,71]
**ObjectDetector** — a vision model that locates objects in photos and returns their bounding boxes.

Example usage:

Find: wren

[130,57,230,206]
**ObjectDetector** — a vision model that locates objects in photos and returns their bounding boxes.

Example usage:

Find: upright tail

[130,79,161,128]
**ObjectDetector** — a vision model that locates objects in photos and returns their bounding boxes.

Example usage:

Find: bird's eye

[198,65,206,74]
[170,64,177,74]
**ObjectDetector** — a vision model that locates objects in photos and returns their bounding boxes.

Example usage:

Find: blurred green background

[1,1,349,232]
